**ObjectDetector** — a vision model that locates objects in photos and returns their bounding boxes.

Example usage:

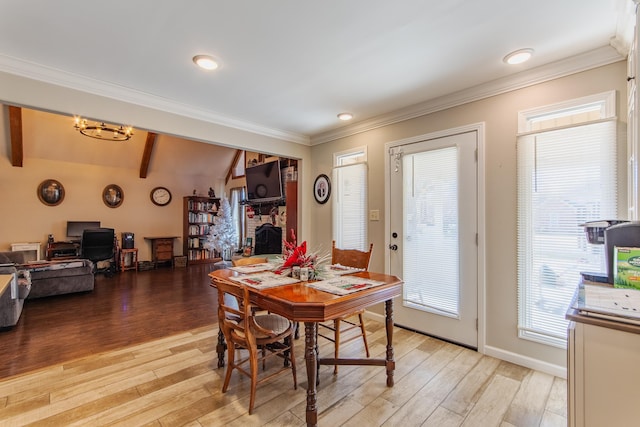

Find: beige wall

[310,61,628,371]
[0,72,312,261]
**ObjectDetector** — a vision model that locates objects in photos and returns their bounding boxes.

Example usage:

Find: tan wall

[0,114,233,261]
[310,61,628,369]
[0,72,312,261]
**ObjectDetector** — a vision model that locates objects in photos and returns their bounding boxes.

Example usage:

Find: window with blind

[517,91,618,348]
[230,186,246,250]
[332,148,368,250]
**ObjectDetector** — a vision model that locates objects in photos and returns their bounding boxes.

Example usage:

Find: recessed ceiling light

[503,48,534,65]
[193,55,219,71]
[337,112,353,121]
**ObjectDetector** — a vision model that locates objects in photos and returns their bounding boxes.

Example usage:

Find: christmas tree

[204,198,238,260]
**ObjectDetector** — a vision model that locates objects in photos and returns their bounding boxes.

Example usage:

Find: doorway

[387,126,480,348]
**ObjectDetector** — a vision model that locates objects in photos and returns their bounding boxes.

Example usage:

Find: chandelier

[73,117,134,141]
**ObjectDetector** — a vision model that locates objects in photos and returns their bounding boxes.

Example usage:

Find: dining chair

[231,257,268,267]
[216,279,297,414]
[318,241,373,374]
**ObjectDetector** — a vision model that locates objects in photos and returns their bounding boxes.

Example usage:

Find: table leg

[315,323,320,386]
[385,299,395,387]
[304,322,318,427]
[216,328,226,368]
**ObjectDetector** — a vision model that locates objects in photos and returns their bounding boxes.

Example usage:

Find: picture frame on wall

[313,174,331,204]
[243,237,253,257]
[37,179,65,206]
[103,184,124,208]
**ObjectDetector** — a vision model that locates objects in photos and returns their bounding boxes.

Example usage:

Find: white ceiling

[0,1,634,145]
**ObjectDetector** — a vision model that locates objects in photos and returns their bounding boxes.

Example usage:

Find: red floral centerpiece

[275,229,328,278]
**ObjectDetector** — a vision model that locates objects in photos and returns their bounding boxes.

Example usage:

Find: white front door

[388,130,478,348]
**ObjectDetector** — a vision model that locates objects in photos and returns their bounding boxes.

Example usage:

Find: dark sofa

[0,251,94,328]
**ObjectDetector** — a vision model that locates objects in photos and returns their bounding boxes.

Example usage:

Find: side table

[144,237,178,268]
[120,248,138,272]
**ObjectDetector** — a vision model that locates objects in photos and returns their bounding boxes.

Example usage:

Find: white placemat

[324,264,365,275]
[230,272,300,289]
[306,275,385,295]
[229,263,275,274]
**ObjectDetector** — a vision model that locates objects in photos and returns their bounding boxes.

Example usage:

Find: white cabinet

[10,242,41,261]
[567,317,640,426]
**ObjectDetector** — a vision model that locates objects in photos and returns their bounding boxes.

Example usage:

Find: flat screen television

[67,221,101,240]
[245,160,283,203]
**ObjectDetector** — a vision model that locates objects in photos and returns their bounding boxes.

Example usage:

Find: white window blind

[332,160,368,251]
[517,120,617,347]
[230,187,246,249]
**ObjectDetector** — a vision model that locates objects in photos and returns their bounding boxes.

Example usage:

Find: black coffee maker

[581,220,640,283]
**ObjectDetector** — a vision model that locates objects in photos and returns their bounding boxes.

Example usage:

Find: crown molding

[310,45,625,145]
[0,43,626,148]
[0,54,310,146]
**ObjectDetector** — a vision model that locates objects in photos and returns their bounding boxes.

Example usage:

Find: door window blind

[403,147,460,317]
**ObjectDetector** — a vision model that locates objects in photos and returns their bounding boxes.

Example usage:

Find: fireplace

[255,223,282,255]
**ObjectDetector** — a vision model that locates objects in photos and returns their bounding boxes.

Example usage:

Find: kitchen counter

[566,284,640,426]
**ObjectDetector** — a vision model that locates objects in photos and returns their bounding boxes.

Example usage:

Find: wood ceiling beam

[8,106,23,167]
[225,149,244,184]
[139,132,157,178]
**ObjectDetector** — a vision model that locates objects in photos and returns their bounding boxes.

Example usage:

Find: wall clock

[151,186,172,206]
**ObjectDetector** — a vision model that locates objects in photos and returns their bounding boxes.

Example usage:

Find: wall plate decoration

[313,174,331,204]
[103,184,124,208]
[37,179,65,206]
[150,186,172,206]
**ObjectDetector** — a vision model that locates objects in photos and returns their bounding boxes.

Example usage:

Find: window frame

[332,146,368,251]
[516,90,619,348]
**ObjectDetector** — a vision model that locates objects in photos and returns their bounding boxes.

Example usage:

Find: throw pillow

[17,269,31,283]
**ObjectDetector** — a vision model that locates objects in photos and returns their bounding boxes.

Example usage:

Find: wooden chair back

[216,280,255,344]
[217,279,283,343]
[215,278,297,413]
[232,257,268,267]
[323,241,375,373]
[331,241,373,270]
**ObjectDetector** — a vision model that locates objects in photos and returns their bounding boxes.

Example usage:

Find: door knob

[389,244,398,251]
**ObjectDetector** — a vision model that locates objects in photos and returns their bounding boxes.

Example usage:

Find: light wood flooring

[0,266,567,426]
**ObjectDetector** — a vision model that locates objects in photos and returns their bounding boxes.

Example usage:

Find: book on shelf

[188,199,219,212]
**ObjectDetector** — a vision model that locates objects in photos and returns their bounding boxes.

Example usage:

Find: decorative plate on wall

[313,174,331,204]
[37,179,65,206]
[103,184,124,208]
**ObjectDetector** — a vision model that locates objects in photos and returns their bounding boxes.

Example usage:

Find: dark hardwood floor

[0,264,219,379]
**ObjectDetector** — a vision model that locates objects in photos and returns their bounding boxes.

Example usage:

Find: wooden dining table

[209,269,403,427]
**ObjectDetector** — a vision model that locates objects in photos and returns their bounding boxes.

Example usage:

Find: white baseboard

[363,310,567,379]
[363,310,385,322]
[483,345,566,379]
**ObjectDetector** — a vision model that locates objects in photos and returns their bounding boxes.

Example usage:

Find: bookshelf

[183,196,221,264]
